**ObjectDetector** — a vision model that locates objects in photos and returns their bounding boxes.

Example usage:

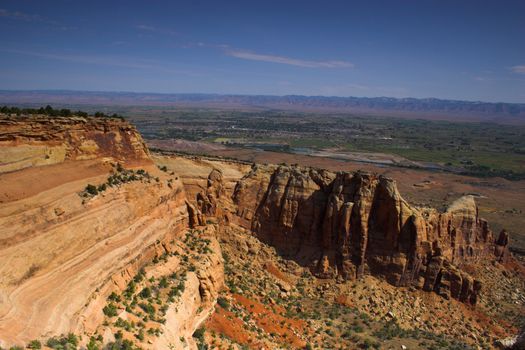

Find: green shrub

[138,302,155,316]
[352,323,364,333]
[87,337,99,350]
[158,277,168,289]
[114,331,123,341]
[135,329,145,341]
[27,340,41,349]
[45,333,77,350]
[192,327,205,342]
[124,281,136,299]
[372,320,411,340]
[103,303,118,317]
[108,292,121,302]
[139,287,152,298]
[85,184,98,195]
[65,334,78,347]
[217,297,229,310]
[134,268,145,283]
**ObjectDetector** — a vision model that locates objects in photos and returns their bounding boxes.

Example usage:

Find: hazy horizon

[3,89,525,107]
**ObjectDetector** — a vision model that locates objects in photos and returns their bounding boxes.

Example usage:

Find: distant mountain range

[1,90,524,123]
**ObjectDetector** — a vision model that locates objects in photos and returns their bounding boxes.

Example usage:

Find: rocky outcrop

[196,168,227,223]
[495,229,511,263]
[232,165,510,304]
[0,114,150,173]
[186,200,204,227]
[154,229,224,350]
[0,115,203,346]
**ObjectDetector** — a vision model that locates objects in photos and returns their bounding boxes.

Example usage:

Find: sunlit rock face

[0,115,203,346]
[0,114,151,174]
[232,164,509,305]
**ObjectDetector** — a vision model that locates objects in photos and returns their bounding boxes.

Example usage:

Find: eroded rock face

[186,200,204,227]
[232,165,511,304]
[0,115,212,346]
[197,168,226,222]
[495,229,511,263]
[153,228,224,350]
[0,114,151,173]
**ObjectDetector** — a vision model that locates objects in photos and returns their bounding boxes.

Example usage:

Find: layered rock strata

[0,114,150,173]
[232,165,510,304]
[0,115,219,347]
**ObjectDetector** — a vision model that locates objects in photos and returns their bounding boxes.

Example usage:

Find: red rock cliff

[232,164,510,304]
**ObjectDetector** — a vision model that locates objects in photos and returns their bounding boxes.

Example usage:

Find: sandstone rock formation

[0,114,150,174]
[495,229,511,263]
[197,168,225,218]
[232,164,511,304]
[0,114,219,348]
[152,228,224,350]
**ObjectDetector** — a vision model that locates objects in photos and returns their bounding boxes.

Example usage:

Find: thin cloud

[511,65,525,74]
[0,8,43,22]
[174,41,230,50]
[474,76,488,82]
[3,49,155,69]
[225,49,354,68]
[136,24,156,31]
[0,8,66,28]
[141,35,352,69]
[1,49,195,75]
[135,24,179,36]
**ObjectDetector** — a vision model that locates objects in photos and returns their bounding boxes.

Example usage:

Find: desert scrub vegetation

[193,327,209,350]
[212,228,484,350]
[95,229,214,346]
[45,333,78,350]
[27,340,41,349]
[5,332,142,350]
[80,163,153,198]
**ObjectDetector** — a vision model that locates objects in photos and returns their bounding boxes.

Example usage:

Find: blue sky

[0,0,524,102]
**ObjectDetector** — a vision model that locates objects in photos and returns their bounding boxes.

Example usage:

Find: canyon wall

[0,115,221,348]
[232,164,510,304]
